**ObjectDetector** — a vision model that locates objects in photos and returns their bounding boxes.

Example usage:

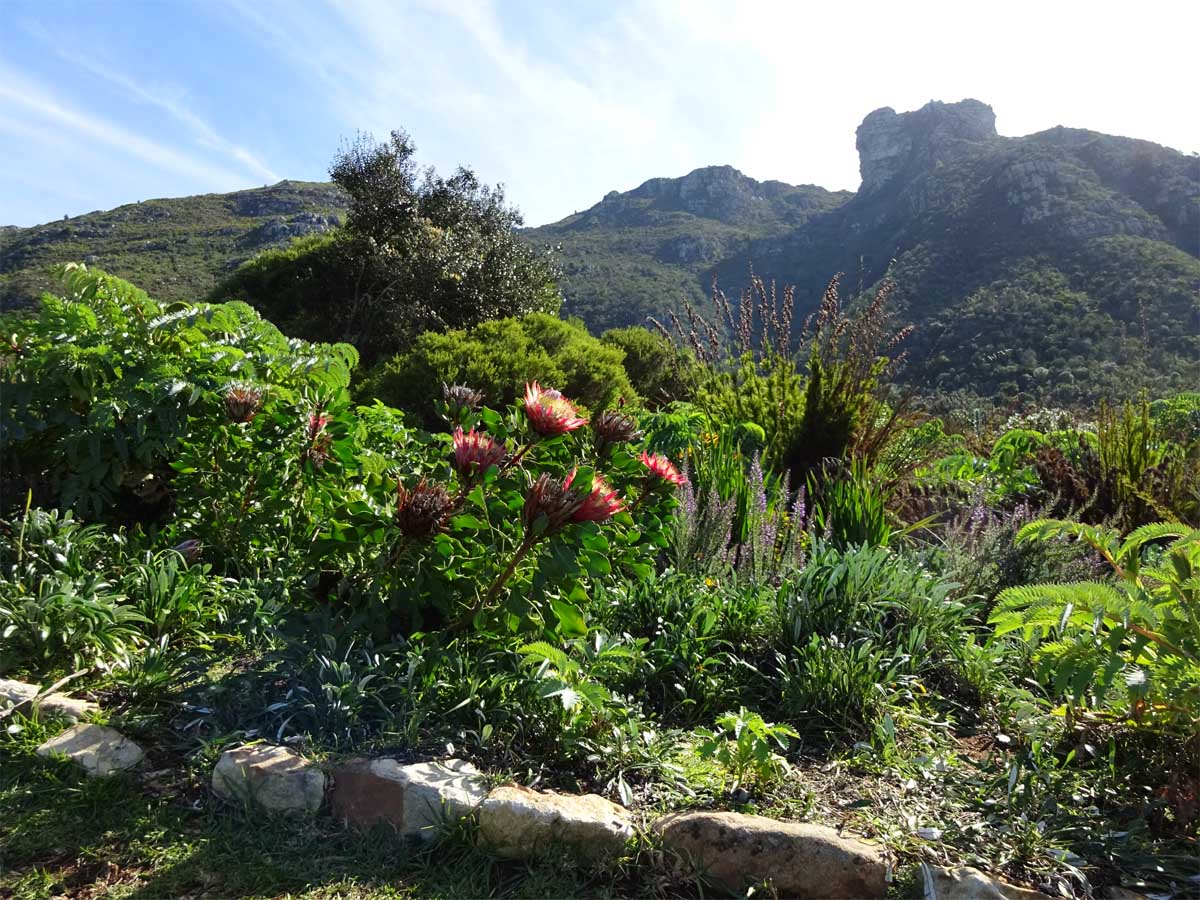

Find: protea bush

[323,381,680,637]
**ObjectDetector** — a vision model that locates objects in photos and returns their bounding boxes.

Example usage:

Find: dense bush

[210,131,561,365]
[361,314,636,427]
[0,265,358,520]
[599,326,697,408]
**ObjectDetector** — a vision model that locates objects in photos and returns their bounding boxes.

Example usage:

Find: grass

[0,718,653,900]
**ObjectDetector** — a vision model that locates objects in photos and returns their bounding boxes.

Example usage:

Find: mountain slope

[0,181,346,309]
[532,100,1200,403]
[526,165,851,330]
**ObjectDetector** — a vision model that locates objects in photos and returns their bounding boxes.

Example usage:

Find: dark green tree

[211,131,561,364]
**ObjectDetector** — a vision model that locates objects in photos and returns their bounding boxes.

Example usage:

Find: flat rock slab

[36,723,144,777]
[1,678,97,722]
[923,865,1049,900]
[212,745,325,814]
[331,757,486,840]
[654,811,888,899]
[478,785,633,860]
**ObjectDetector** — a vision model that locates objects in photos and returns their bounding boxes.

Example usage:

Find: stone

[477,785,633,860]
[1101,888,1152,900]
[212,745,325,814]
[1,678,98,722]
[36,723,144,777]
[653,811,888,899]
[922,865,1049,900]
[330,757,486,840]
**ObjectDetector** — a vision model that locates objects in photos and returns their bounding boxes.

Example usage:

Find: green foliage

[808,459,892,549]
[599,326,697,408]
[0,505,250,677]
[212,131,561,365]
[774,541,970,740]
[696,707,798,791]
[991,519,1200,733]
[0,181,346,312]
[1,264,357,520]
[361,314,635,426]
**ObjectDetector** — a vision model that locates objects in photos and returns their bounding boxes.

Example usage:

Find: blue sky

[2,0,1197,228]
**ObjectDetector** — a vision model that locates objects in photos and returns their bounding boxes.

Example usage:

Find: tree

[210,131,562,365]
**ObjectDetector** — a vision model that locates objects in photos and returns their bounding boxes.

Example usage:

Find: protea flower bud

[571,473,624,523]
[640,450,688,487]
[593,408,641,456]
[224,384,263,423]
[522,471,584,534]
[395,479,455,539]
[442,383,484,421]
[523,381,588,437]
[452,427,507,481]
[303,411,333,469]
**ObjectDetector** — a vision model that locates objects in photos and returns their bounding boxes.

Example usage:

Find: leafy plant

[991,519,1200,732]
[696,707,798,791]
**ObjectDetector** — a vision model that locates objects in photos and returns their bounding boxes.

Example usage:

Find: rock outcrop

[330,757,486,839]
[856,98,997,194]
[1,678,98,723]
[477,785,633,860]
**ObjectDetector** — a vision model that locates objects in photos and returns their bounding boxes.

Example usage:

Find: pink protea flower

[523,381,588,437]
[571,473,625,523]
[522,470,584,533]
[640,450,688,486]
[306,411,331,440]
[452,427,507,480]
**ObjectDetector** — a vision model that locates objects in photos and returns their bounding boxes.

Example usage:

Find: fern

[992,518,1200,731]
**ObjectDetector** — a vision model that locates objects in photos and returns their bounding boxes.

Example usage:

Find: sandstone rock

[654,811,887,899]
[1100,887,1152,900]
[1,678,98,722]
[478,785,633,860]
[856,99,996,194]
[212,745,325,814]
[922,864,1048,900]
[36,723,144,777]
[330,757,486,839]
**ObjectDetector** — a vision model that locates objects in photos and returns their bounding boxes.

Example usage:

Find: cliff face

[856,99,998,194]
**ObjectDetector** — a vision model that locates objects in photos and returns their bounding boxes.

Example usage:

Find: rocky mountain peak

[856,99,997,193]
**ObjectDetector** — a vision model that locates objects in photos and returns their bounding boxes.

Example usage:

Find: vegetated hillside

[524,166,852,331]
[531,100,1200,404]
[0,181,346,309]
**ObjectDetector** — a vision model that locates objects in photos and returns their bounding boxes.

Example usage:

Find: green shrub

[0,264,357,521]
[361,314,636,427]
[599,326,697,408]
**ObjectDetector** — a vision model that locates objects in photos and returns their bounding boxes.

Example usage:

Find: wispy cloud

[0,60,256,189]
[19,20,279,184]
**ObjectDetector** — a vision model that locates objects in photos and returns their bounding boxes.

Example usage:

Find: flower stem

[453,533,540,632]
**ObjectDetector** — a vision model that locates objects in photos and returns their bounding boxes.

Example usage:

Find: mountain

[0,181,346,309]
[524,166,850,332]
[530,100,1200,403]
[4,101,1197,404]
